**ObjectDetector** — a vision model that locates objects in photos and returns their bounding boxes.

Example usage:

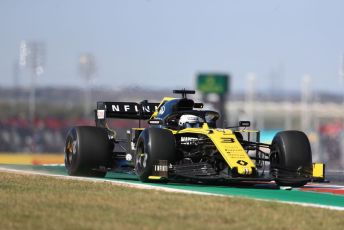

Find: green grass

[0,172,343,230]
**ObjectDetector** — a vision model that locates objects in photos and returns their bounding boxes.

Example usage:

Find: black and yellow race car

[64,89,324,187]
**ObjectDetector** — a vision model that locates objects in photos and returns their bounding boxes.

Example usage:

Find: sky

[1,0,344,94]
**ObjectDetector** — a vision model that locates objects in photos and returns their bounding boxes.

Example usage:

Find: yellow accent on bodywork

[150,97,176,119]
[312,163,325,179]
[148,176,163,180]
[207,130,255,175]
[173,124,256,176]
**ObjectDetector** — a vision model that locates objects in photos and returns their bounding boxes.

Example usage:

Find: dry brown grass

[0,153,64,165]
[0,172,343,230]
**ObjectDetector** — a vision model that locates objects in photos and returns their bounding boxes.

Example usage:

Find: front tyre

[64,126,112,177]
[270,131,313,187]
[135,128,176,182]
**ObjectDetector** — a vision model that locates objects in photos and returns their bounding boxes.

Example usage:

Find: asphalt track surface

[1,164,344,211]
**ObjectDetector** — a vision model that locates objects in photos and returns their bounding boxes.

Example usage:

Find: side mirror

[148,119,163,125]
[239,121,250,127]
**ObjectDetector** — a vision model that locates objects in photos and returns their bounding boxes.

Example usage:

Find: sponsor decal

[154,165,168,172]
[109,102,158,113]
[152,160,169,177]
[159,106,165,115]
[221,137,235,143]
[180,136,198,145]
[124,105,130,112]
[237,160,248,166]
[180,137,198,142]
[97,110,105,119]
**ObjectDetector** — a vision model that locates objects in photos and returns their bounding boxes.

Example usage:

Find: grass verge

[0,172,343,230]
[0,153,64,165]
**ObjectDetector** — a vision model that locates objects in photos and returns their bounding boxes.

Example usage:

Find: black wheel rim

[135,145,148,175]
[270,144,280,166]
[65,136,76,168]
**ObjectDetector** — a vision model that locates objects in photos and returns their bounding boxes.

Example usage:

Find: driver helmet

[178,115,203,128]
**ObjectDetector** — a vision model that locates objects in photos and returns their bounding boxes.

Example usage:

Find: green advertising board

[197,74,229,94]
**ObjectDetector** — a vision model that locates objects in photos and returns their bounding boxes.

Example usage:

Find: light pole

[339,53,344,168]
[301,74,312,133]
[19,40,45,152]
[12,60,20,114]
[245,73,256,128]
[79,53,96,118]
[340,53,344,103]
[29,42,45,125]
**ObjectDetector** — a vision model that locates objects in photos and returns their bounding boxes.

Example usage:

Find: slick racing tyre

[135,128,176,182]
[270,131,312,187]
[64,126,112,177]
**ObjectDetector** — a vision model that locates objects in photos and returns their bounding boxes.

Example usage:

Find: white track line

[306,183,344,188]
[1,167,343,211]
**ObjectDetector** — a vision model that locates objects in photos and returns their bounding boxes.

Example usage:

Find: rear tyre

[270,131,312,187]
[135,128,176,182]
[64,126,112,177]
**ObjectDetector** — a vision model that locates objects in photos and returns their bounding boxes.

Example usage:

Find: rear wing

[95,101,159,124]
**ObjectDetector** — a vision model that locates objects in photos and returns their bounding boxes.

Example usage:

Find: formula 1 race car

[64,89,324,187]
